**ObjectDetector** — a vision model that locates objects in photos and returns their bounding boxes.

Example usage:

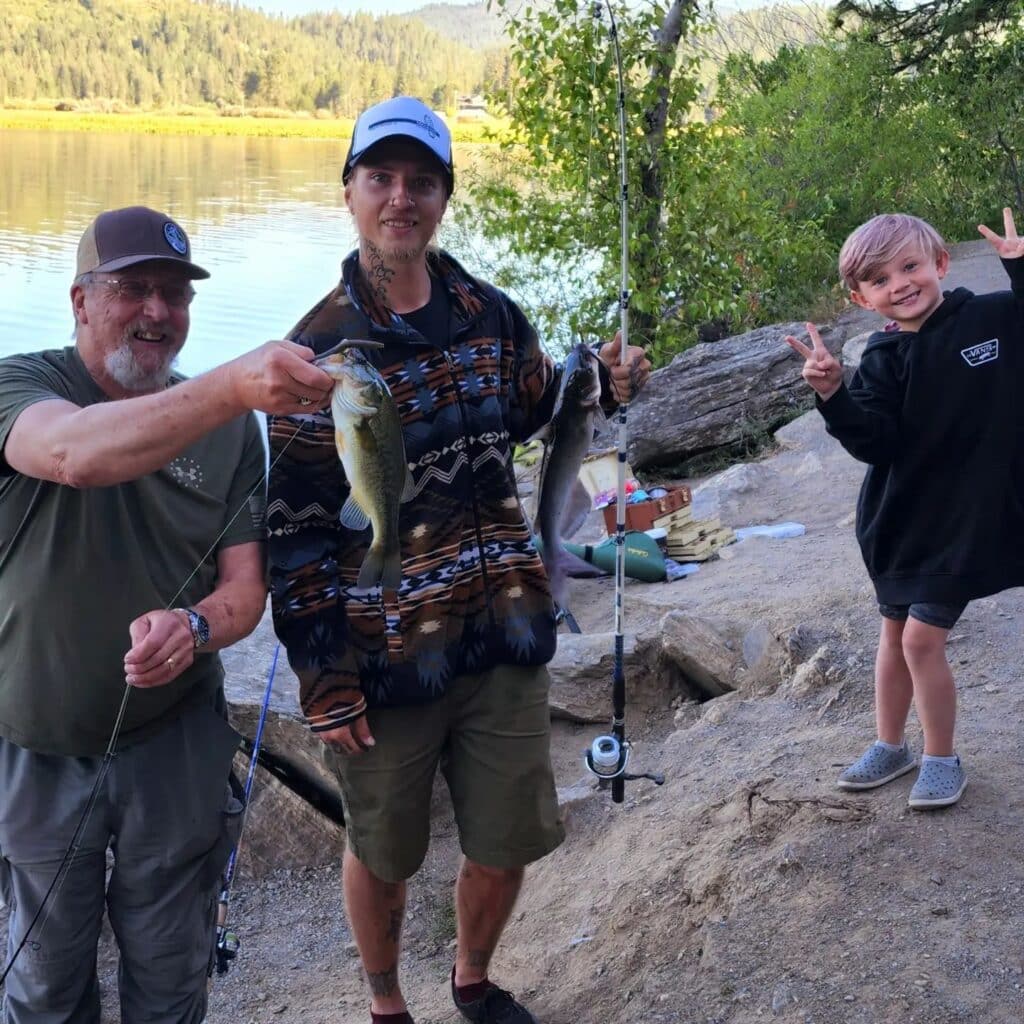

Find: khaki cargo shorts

[330,664,565,883]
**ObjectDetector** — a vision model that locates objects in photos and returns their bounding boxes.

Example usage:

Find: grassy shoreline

[0,106,504,142]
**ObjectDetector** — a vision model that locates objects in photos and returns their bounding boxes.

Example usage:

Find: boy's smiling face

[850,244,950,332]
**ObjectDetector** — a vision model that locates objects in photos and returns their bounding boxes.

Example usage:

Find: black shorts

[878,601,966,631]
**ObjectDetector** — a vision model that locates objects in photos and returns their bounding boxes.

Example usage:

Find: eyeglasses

[95,277,196,309]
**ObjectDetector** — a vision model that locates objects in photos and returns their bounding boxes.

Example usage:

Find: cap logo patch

[371,115,440,141]
[163,222,188,255]
[418,114,440,140]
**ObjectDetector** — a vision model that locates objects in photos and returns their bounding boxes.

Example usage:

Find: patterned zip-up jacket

[267,249,567,735]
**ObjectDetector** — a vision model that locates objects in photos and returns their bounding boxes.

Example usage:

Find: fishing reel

[585,734,629,779]
[584,734,665,789]
[214,927,240,975]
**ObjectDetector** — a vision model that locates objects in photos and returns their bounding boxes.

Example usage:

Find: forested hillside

[0,0,506,113]
[0,0,827,115]
[409,2,507,49]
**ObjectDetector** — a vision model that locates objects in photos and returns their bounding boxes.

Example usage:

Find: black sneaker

[451,970,539,1024]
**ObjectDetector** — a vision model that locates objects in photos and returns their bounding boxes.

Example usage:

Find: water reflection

[0,130,477,377]
[0,131,349,242]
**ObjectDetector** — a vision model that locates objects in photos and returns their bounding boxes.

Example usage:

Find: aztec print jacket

[268,249,578,735]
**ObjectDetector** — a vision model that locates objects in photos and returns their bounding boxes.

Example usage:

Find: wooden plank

[653,507,694,529]
[667,525,737,561]
[666,519,721,543]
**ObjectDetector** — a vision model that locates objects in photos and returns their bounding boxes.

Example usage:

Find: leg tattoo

[366,963,399,997]
[385,905,404,945]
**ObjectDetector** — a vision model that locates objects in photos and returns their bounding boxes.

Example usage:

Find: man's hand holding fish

[598,329,652,403]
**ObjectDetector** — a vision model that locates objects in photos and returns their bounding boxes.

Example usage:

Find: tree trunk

[633,0,698,349]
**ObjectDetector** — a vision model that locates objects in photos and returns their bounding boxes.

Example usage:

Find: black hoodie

[818,259,1024,605]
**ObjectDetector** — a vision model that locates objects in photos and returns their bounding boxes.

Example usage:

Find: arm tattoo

[366,963,399,996]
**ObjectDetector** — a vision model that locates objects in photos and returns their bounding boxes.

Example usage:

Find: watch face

[190,610,211,648]
[196,614,211,646]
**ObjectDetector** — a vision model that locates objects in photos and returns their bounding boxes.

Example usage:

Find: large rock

[659,611,788,700]
[842,330,873,380]
[611,321,842,470]
[230,753,345,880]
[221,610,346,822]
[547,631,683,722]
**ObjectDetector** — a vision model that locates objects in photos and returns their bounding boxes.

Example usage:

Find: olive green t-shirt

[0,347,267,756]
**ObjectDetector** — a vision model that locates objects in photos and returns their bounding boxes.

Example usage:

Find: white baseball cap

[343,96,454,194]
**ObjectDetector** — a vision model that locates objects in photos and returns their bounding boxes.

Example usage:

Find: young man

[786,209,1024,810]
[267,97,651,1024]
[0,205,333,1022]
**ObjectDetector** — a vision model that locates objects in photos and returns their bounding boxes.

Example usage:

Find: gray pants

[0,698,242,1024]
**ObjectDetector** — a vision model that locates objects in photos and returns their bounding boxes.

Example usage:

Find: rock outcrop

[605,321,844,470]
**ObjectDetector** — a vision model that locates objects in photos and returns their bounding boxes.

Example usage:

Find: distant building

[456,94,490,120]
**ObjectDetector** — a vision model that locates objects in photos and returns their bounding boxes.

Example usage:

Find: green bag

[535,531,667,583]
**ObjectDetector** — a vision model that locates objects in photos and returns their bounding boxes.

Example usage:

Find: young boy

[786,209,1024,810]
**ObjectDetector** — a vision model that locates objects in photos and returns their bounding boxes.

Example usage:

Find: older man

[0,205,333,1023]
[267,98,651,1024]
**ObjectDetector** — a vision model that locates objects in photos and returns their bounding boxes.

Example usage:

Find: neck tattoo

[364,241,395,305]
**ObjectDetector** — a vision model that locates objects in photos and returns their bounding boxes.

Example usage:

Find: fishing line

[0,416,311,986]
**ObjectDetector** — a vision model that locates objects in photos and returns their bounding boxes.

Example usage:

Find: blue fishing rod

[214,642,281,974]
[584,0,664,801]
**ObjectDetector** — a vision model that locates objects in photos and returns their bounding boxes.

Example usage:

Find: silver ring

[298,396,313,407]
[167,656,175,669]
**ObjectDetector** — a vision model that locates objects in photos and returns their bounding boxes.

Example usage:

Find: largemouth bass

[534,343,606,606]
[320,345,415,590]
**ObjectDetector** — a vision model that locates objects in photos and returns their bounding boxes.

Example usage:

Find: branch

[833,0,1020,71]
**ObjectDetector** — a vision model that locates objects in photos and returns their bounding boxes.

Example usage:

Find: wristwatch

[181,607,211,650]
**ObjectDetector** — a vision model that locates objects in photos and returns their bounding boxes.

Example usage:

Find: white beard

[103,343,178,392]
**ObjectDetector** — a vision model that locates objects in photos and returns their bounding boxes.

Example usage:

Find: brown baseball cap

[76,206,210,280]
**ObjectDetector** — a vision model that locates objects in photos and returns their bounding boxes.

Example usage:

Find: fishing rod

[214,642,281,975]
[583,0,664,801]
[0,420,309,986]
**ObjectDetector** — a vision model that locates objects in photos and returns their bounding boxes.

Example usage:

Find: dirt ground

[204,389,1024,1024]
[4,240,1023,1023]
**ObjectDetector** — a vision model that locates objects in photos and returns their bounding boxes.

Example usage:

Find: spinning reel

[585,732,665,789]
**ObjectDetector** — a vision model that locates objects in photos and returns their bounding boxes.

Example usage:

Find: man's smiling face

[345,139,449,266]
[72,259,192,393]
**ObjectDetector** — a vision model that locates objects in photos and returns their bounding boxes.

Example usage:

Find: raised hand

[598,330,653,402]
[784,322,843,402]
[226,340,335,415]
[978,207,1024,260]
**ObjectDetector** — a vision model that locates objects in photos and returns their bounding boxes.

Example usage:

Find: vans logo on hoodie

[961,339,999,367]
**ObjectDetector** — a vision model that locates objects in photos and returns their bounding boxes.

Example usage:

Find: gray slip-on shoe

[908,756,967,809]
[837,741,917,791]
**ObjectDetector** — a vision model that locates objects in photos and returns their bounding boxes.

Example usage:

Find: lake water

[0,129,552,378]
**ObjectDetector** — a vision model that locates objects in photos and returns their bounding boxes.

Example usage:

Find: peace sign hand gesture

[784,322,843,402]
[978,207,1024,260]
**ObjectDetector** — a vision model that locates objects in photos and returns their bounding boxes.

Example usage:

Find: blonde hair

[838,214,947,290]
